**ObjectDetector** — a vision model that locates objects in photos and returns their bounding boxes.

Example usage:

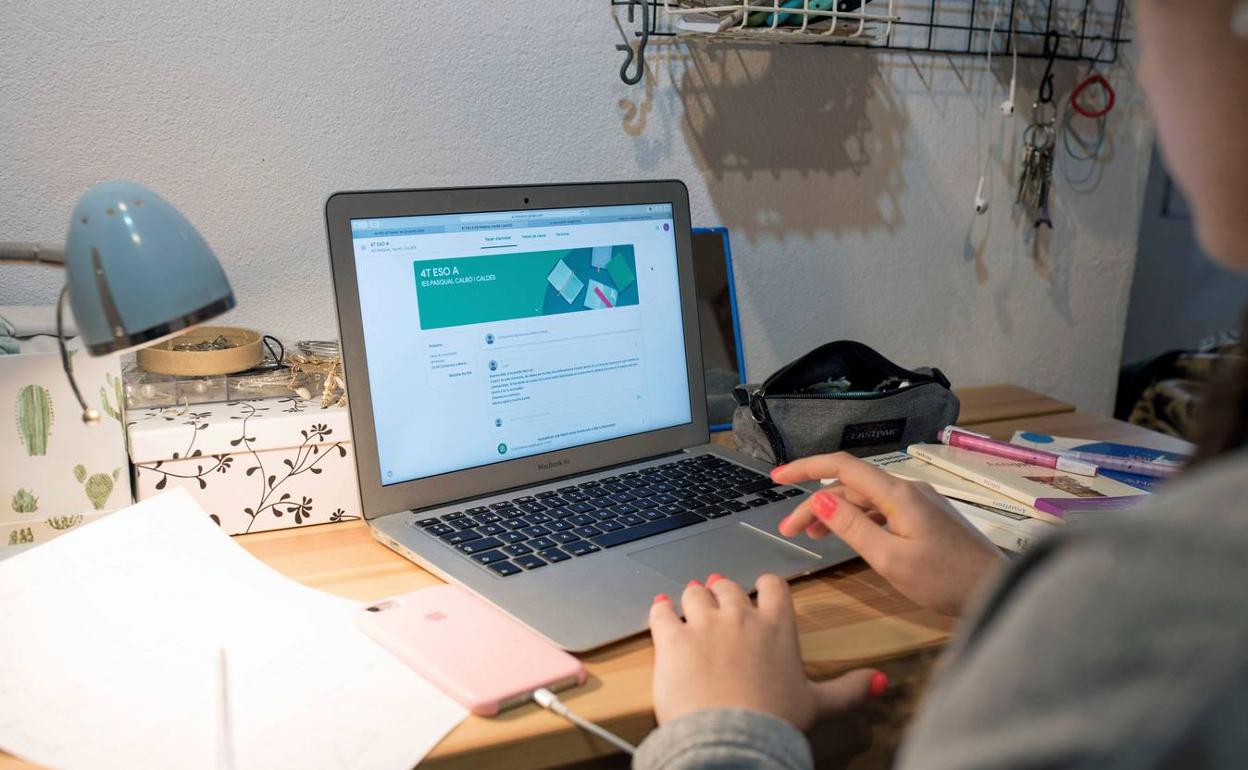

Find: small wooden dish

[136,326,263,376]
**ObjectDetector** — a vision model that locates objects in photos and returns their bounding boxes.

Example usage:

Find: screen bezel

[692,227,748,433]
[325,181,709,519]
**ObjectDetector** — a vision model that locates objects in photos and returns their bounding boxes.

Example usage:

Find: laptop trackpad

[628,523,821,587]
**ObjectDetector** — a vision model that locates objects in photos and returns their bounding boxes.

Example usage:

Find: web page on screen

[351,203,692,485]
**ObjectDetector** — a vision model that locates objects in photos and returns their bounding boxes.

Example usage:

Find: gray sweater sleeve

[633,708,813,770]
[896,453,1248,770]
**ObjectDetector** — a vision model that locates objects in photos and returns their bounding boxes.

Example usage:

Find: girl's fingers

[806,490,901,568]
[810,669,885,718]
[819,483,876,512]
[706,573,751,609]
[680,579,718,624]
[772,453,902,506]
[648,593,683,642]
[782,493,888,540]
[779,485,876,539]
[778,499,820,538]
[754,573,796,622]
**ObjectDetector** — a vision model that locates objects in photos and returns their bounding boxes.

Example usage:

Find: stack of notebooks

[866,433,1191,553]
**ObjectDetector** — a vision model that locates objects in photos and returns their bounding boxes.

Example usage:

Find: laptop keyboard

[412,454,807,577]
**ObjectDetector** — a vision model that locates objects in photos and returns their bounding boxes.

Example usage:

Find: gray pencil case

[731,341,960,464]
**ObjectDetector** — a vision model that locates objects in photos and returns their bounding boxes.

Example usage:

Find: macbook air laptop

[326,181,854,651]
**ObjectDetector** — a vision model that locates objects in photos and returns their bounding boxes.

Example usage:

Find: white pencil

[217,646,235,770]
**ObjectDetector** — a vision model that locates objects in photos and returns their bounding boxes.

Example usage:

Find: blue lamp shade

[64,181,234,355]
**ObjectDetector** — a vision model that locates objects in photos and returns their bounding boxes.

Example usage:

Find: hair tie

[1071,74,1116,118]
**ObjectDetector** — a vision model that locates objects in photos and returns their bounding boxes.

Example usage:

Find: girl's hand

[772,452,1007,617]
[649,573,886,728]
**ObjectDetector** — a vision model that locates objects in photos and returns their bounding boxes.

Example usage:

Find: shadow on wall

[671,44,908,238]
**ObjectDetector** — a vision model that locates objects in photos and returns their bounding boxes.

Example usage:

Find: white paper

[583,279,618,310]
[0,489,467,770]
[546,259,584,305]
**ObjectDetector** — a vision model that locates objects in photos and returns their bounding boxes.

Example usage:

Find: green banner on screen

[414,244,639,330]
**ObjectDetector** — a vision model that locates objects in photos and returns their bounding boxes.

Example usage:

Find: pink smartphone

[355,584,587,716]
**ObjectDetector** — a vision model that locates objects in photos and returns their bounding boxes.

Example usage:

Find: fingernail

[653,593,670,605]
[869,671,888,698]
[811,492,838,521]
[770,464,786,479]
[706,573,724,587]
[686,579,701,588]
[778,514,795,534]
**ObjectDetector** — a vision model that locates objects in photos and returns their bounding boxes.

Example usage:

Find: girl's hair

[1189,312,1248,466]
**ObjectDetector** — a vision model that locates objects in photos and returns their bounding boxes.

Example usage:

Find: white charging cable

[532,687,637,756]
[1001,15,1018,117]
[975,2,1003,214]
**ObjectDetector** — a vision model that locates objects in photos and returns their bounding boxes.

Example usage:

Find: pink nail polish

[869,671,888,698]
[812,492,838,521]
[706,573,724,587]
[686,579,701,588]
[653,593,670,605]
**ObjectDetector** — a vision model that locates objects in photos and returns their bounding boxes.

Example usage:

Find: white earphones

[1000,12,1018,117]
[975,1,1015,215]
[1001,39,1018,117]
[974,177,989,215]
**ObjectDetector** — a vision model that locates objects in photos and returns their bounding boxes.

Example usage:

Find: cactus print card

[1,349,131,545]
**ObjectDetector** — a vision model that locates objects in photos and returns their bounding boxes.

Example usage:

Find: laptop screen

[350,203,693,486]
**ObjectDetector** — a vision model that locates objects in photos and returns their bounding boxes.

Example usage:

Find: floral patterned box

[127,397,362,535]
[1,350,132,548]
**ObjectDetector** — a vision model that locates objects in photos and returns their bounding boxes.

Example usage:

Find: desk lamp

[0,181,234,423]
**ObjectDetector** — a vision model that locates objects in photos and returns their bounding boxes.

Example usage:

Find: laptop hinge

[406,449,691,514]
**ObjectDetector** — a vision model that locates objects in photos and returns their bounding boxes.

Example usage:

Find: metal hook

[615,0,652,86]
[1085,34,1110,70]
[1038,29,1060,105]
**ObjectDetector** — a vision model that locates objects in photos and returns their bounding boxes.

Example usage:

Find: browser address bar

[459,210,586,223]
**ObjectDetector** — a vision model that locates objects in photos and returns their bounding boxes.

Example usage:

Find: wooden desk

[950,383,1075,426]
[0,386,1187,770]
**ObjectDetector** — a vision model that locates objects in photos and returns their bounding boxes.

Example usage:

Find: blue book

[1011,432,1192,492]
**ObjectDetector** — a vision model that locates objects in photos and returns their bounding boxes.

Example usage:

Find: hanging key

[1018,104,1056,226]
[1033,145,1055,229]
[1017,141,1037,207]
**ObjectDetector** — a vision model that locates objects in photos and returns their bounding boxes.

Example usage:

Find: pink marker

[938,426,1099,477]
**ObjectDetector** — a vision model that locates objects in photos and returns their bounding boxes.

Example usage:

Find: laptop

[326,181,854,651]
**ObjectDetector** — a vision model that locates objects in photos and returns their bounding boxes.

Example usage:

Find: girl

[636,2,1248,767]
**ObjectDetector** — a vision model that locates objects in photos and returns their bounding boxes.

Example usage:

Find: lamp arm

[56,286,102,425]
[0,241,65,265]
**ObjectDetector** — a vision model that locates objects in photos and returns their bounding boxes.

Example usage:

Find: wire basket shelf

[612,0,1131,84]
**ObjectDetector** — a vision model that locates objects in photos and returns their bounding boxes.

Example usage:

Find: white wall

[0,2,1152,412]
